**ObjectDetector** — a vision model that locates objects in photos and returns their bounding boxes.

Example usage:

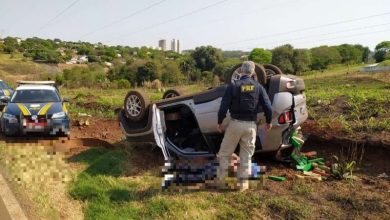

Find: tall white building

[158,39,166,51]
[159,38,181,53]
[176,40,180,54]
[171,39,176,52]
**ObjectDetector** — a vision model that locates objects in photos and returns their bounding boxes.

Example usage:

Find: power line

[33,0,81,36]
[246,22,390,49]
[242,28,390,50]
[106,0,231,43]
[218,11,390,47]
[289,28,390,47]
[80,0,168,39]
[157,0,289,38]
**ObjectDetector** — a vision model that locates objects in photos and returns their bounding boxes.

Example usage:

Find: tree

[179,55,198,81]
[161,62,184,84]
[361,46,370,63]
[201,71,214,83]
[108,65,136,86]
[336,44,363,64]
[310,46,341,70]
[374,41,390,62]
[213,58,242,81]
[248,48,272,64]
[191,46,223,72]
[3,37,19,53]
[292,49,311,73]
[63,66,105,88]
[137,61,159,84]
[271,44,294,73]
[33,49,63,63]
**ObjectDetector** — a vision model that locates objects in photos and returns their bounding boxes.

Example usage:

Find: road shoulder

[0,170,28,220]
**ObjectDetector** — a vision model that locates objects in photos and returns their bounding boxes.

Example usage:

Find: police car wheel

[124,90,150,122]
[228,63,267,85]
[263,64,283,77]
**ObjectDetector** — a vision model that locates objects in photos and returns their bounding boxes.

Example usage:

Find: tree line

[0,36,389,88]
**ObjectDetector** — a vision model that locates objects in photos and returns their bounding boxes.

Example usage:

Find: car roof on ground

[16,85,56,91]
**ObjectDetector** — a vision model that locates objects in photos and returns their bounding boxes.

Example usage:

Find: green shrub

[116,79,130,89]
[63,65,106,88]
[379,60,390,66]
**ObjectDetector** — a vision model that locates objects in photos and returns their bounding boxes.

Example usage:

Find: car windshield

[11,89,60,103]
[0,81,10,90]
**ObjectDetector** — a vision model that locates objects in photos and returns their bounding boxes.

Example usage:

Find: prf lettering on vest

[240,85,255,93]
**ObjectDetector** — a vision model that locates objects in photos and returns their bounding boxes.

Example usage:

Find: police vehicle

[0,79,14,110]
[1,81,70,136]
[118,64,308,160]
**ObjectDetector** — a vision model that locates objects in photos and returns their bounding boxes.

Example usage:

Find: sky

[0,0,389,51]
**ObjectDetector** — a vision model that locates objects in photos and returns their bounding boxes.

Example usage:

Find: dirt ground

[1,118,389,219]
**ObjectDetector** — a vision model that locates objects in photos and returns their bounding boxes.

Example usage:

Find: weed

[331,143,364,180]
[292,181,313,196]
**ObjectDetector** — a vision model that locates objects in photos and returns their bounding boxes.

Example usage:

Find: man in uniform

[217,61,272,191]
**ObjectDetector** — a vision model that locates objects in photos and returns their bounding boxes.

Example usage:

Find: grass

[68,146,276,219]
[326,192,385,215]
[379,60,390,66]
[0,143,82,219]
[303,68,390,134]
[266,197,311,219]
[0,53,59,84]
[292,180,313,196]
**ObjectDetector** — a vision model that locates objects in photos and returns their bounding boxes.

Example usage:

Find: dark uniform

[216,74,272,190]
[218,75,272,124]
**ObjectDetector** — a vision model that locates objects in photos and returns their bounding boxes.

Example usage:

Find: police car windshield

[0,81,9,89]
[11,89,60,103]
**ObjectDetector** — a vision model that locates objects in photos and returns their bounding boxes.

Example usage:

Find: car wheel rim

[126,95,142,117]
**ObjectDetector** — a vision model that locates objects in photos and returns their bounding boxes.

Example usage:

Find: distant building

[158,39,166,51]
[65,55,88,64]
[171,39,176,52]
[160,38,181,53]
[176,40,180,54]
[16,38,22,45]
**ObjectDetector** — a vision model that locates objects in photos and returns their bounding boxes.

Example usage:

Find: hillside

[0,54,58,84]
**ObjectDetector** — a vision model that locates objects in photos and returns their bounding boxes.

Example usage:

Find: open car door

[152,104,214,160]
[152,104,170,160]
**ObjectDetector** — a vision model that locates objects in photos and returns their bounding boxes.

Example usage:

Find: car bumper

[2,118,70,136]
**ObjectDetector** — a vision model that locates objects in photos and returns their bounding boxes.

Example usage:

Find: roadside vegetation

[0,143,82,220]
[303,68,390,138]
[65,143,389,219]
[1,36,388,90]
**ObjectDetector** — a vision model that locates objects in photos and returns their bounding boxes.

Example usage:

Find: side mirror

[63,97,70,103]
[0,96,10,103]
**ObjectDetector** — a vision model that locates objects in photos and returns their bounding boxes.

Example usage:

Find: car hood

[5,102,65,116]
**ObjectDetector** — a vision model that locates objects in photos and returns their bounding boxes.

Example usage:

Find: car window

[0,81,10,89]
[11,89,61,103]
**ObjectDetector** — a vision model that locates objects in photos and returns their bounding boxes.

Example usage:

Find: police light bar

[16,81,56,86]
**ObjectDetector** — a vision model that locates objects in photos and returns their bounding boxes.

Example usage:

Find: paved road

[0,195,12,220]
[0,170,27,220]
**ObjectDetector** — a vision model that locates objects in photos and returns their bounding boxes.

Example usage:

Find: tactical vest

[230,78,259,119]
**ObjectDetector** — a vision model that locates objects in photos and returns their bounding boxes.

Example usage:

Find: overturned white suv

[118,64,308,160]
